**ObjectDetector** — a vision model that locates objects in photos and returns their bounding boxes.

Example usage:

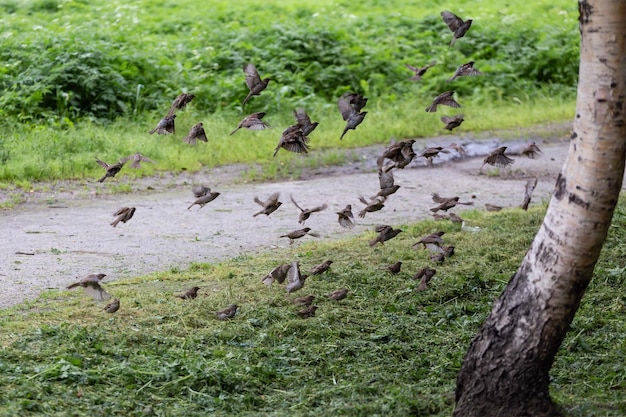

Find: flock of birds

[68,10,545,320]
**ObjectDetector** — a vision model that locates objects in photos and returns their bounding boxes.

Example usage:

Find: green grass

[1,203,624,416]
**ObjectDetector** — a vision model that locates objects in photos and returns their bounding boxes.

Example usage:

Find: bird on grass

[243,63,271,105]
[481,146,515,170]
[187,190,221,210]
[261,263,293,287]
[286,261,308,294]
[297,305,318,319]
[290,195,327,224]
[292,295,315,306]
[336,204,355,229]
[310,260,333,276]
[520,178,538,210]
[447,61,482,82]
[111,207,136,227]
[405,61,437,81]
[95,157,128,183]
[280,227,319,244]
[338,92,368,140]
[182,123,208,145]
[327,288,349,301]
[149,114,176,135]
[381,261,402,274]
[67,273,111,301]
[103,298,120,314]
[253,192,282,217]
[425,90,461,113]
[358,196,385,218]
[441,10,473,47]
[485,203,504,212]
[216,304,238,320]
[369,225,402,247]
[293,108,319,136]
[176,286,201,300]
[415,268,437,291]
[521,141,543,159]
[273,124,310,157]
[441,114,465,131]
[230,112,270,135]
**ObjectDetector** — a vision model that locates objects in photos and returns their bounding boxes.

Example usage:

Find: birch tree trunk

[453,1,626,416]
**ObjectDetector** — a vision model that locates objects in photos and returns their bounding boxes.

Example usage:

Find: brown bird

[441,10,473,47]
[297,304,318,319]
[481,146,515,170]
[243,63,271,105]
[273,124,310,157]
[448,212,464,224]
[280,227,319,244]
[176,286,200,300]
[261,263,293,287]
[441,114,465,131]
[378,139,417,172]
[372,170,401,199]
[110,207,136,227]
[336,204,355,229]
[290,195,327,224]
[292,295,315,306]
[95,157,128,183]
[149,114,176,135]
[310,260,333,276]
[382,261,403,274]
[431,253,446,264]
[216,304,238,320]
[442,245,455,257]
[67,273,111,301]
[405,61,437,81]
[188,191,221,210]
[230,112,270,135]
[447,142,468,157]
[431,193,474,212]
[192,185,211,198]
[327,288,349,301]
[369,225,402,247]
[420,146,451,166]
[413,231,446,253]
[485,203,504,212]
[182,122,208,145]
[520,178,538,210]
[168,93,195,113]
[338,92,368,140]
[293,108,319,136]
[426,91,461,113]
[415,267,437,291]
[125,152,154,169]
[358,196,385,218]
[103,298,120,313]
[448,61,482,82]
[286,261,307,294]
[521,141,543,159]
[253,192,282,217]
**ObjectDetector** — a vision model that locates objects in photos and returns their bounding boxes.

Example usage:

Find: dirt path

[0,134,587,309]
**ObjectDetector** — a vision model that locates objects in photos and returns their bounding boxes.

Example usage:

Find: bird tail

[66,282,80,290]
[340,126,349,140]
[273,147,280,157]
[369,238,380,247]
[148,128,157,134]
[242,93,252,106]
[187,203,196,210]
[447,75,456,83]
[97,174,107,183]
[425,104,438,113]
[110,218,121,227]
[229,127,240,136]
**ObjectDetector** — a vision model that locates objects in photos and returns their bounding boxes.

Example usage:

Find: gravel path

[0,135,585,309]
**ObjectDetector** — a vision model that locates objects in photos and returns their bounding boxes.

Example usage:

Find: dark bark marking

[554,174,566,200]
[568,192,590,209]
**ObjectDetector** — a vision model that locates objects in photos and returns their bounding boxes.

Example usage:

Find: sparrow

[431,253,446,264]
[521,141,543,159]
[286,261,308,294]
[448,212,464,224]
[431,193,474,212]
[103,298,120,313]
[441,114,465,131]
[447,142,468,157]
[216,304,238,320]
[293,108,319,136]
[405,61,437,81]
[441,10,473,47]
[261,263,293,287]
[447,61,482,82]
[67,273,111,301]
[420,146,451,166]
[292,295,315,306]
[358,196,385,218]
[290,195,328,224]
[168,93,195,113]
[442,245,455,257]
[382,261,402,274]
[310,260,333,276]
[230,112,270,135]
[95,157,128,183]
[243,63,271,105]
[176,286,200,300]
[192,185,211,198]
[336,204,355,229]
[280,227,319,244]
[520,178,538,210]
[327,288,349,301]
[187,191,221,210]
[412,231,446,253]
[426,91,461,113]
[182,122,208,145]
[369,225,402,247]
[415,267,437,291]
[273,124,310,157]
[110,207,136,227]
[481,146,515,170]
[338,92,368,140]
[485,203,504,212]
[253,192,282,217]
[125,153,154,169]
[378,139,417,172]
[149,115,176,135]
[372,170,401,199]
[297,305,318,319]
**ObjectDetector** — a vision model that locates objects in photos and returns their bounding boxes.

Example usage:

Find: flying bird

[192,185,212,198]
[481,146,515,170]
[125,152,154,169]
[230,112,270,135]
[149,115,176,135]
[293,108,319,136]
[95,157,128,183]
[273,124,310,157]
[372,170,401,199]
[216,304,238,320]
[253,192,282,217]
[431,193,474,212]
[405,61,437,81]
[520,178,538,210]
[66,273,111,301]
[358,196,385,218]
[176,286,201,300]
[378,139,417,172]
[420,146,451,166]
[169,93,195,113]
[261,263,292,287]
[297,305,318,319]
[441,10,473,47]
[188,190,221,210]
[338,92,368,140]
[426,90,461,113]
[310,260,333,276]
[441,114,465,131]
[279,227,319,244]
[521,141,543,159]
[447,61,482,82]
[290,195,327,224]
[103,298,120,314]
[327,288,349,301]
[412,231,446,253]
[336,204,355,229]
[447,142,468,157]
[182,122,208,145]
[286,261,307,294]
[369,225,402,247]
[110,207,136,227]
[243,63,271,105]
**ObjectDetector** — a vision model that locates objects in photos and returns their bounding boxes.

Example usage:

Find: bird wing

[379,170,395,189]
[441,10,463,32]
[95,158,109,169]
[290,195,304,212]
[293,108,312,126]
[337,96,354,121]
[243,63,262,89]
[266,192,280,207]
